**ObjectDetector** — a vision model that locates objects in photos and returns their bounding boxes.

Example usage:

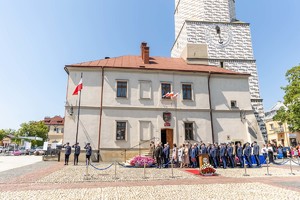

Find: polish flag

[72,79,83,95]
[171,93,179,99]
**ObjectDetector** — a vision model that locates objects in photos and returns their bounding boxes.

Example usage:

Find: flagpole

[75,73,83,144]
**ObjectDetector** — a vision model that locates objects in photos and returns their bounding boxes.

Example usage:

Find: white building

[171,0,267,142]
[64,43,264,161]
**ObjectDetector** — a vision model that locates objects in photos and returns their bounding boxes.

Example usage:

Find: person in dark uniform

[84,143,92,165]
[155,143,163,168]
[210,144,218,168]
[253,141,261,167]
[227,143,235,168]
[220,143,227,169]
[237,142,244,168]
[244,142,252,168]
[163,144,169,168]
[63,142,71,165]
[72,142,81,165]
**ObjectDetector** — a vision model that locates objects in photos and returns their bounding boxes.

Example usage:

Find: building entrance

[161,129,173,148]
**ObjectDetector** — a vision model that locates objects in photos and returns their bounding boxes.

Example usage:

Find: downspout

[98,67,104,161]
[208,72,215,143]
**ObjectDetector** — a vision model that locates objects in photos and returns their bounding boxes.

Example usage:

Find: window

[182,84,192,100]
[56,128,60,133]
[161,83,171,99]
[117,81,127,98]
[270,124,274,130]
[140,81,151,99]
[116,122,126,140]
[220,61,224,68]
[230,100,237,108]
[184,122,193,140]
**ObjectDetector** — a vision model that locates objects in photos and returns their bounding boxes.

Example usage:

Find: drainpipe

[97,67,104,161]
[207,72,215,143]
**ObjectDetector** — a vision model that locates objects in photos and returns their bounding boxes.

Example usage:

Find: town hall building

[63,0,266,161]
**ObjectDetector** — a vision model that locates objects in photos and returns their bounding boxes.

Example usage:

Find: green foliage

[0,129,16,140]
[275,65,300,131]
[17,121,48,146]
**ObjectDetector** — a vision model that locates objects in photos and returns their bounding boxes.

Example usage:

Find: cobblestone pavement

[0,159,299,200]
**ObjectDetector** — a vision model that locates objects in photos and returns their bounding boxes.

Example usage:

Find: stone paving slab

[1,182,299,200]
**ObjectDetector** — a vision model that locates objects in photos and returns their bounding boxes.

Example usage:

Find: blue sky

[0,0,299,130]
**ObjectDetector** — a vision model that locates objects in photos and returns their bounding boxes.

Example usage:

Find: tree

[17,121,48,146]
[274,65,300,132]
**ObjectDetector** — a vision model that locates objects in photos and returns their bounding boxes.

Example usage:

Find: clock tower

[171,0,267,142]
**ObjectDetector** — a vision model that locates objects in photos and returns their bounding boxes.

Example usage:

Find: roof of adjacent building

[44,116,64,125]
[265,101,287,120]
[65,55,248,76]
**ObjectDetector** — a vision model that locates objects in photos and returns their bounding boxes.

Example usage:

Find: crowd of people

[149,141,300,169]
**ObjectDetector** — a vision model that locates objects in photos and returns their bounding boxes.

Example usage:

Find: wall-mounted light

[69,106,73,116]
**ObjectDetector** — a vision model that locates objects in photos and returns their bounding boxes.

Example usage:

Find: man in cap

[244,142,252,168]
[72,142,81,165]
[63,142,71,165]
[84,142,92,165]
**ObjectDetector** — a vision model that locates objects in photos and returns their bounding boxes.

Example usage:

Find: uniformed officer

[227,143,235,168]
[253,141,261,167]
[72,142,81,165]
[220,143,227,169]
[84,143,92,165]
[244,142,252,168]
[63,142,71,165]
[210,144,218,168]
[237,142,244,168]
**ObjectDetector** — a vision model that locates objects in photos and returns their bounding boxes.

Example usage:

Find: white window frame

[183,121,194,141]
[116,80,129,99]
[181,82,194,101]
[116,121,127,141]
[161,82,172,100]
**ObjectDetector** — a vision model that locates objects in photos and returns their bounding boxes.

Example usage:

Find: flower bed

[200,162,216,175]
[129,155,155,167]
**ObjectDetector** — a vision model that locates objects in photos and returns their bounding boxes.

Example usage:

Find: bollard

[143,163,146,179]
[289,158,295,175]
[171,160,174,178]
[113,161,119,180]
[265,156,271,176]
[243,157,249,176]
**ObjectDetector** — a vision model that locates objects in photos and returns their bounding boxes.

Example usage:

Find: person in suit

[237,142,244,168]
[200,144,207,154]
[72,142,81,165]
[220,143,227,169]
[163,144,170,168]
[63,142,71,165]
[84,143,92,165]
[253,141,261,167]
[227,143,235,168]
[155,143,163,168]
[244,142,252,168]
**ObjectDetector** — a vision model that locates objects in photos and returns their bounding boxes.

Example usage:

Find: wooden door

[166,129,173,149]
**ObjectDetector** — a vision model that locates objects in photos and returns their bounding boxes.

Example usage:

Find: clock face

[205,24,232,48]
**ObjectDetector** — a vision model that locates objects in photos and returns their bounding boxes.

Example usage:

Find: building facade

[64,43,264,161]
[265,102,300,147]
[44,116,64,144]
[171,0,267,142]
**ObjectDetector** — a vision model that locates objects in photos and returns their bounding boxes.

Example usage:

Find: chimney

[140,42,147,60]
[143,46,150,64]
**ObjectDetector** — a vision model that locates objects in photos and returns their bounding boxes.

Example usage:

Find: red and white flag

[72,79,83,95]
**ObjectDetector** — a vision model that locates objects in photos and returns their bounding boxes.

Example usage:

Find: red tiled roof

[65,55,247,76]
[44,116,64,125]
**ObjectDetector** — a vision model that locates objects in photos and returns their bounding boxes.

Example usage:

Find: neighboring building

[43,116,64,144]
[171,0,267,142]
[63,43,264,161]
[265,102,300,147]
[2,134,15,147]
